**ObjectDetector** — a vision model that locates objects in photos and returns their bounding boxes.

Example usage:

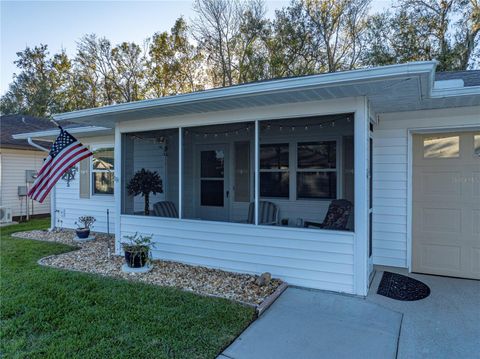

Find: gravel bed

[12,229,282,305]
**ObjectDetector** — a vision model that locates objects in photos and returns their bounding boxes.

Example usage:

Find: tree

[0,45,73,117]
[126,168,163,216]
[192,0,271,86]
[146,17,205,97]
[304,0,372,72]
[362,0,480,70]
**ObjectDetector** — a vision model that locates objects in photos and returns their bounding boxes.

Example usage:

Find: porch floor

[367,266,480,359]
[219,267,480,359]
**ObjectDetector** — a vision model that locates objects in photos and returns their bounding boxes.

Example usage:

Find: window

[200,150,225,207]
[92,147,114,195]
[423,135,459,158]
[260,143,289,197]
[474,134,480,156]
[297,141,337,199]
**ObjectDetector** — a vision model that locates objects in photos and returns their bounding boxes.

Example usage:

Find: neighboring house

[14,62,480,296]
[0,115,53,220]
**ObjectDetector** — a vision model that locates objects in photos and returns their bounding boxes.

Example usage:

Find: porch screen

[121,129,179,217]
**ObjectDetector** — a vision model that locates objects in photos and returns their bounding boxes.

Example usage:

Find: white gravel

[12,229,282,305]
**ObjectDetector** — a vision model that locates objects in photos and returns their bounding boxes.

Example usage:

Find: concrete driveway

[219,267,480,359]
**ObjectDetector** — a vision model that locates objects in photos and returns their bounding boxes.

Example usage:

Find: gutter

[12,126,112,140]
[52,61,438,122]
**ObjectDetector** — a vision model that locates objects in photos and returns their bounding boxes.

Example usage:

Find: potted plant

[126,168,163,215]
[121,233,154,268]
[75,215,96,239]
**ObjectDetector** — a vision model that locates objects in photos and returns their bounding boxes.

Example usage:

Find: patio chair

[247,201,279,225]
[304,199,352,230]
[153,201,179,218]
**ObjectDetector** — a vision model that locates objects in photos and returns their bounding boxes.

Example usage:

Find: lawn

[0,219,255,358]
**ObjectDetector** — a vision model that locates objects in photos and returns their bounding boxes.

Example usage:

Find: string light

[174,115,350,138]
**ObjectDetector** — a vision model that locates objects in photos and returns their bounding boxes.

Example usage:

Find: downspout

[28,137,56,231]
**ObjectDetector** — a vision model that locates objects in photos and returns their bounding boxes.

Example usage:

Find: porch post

[353,97,369,296]
[254,120,259,225]
[114,125,122,255]
[178,127,183,219]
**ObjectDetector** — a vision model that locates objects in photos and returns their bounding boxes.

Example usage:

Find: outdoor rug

[377,271,430,301]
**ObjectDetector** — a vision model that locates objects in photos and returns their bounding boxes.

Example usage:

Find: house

[0,115,54,220]
[13,62,480,296]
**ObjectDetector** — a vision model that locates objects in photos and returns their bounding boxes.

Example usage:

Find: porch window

[260,143,289,198]
[92,147,114,195]
[296,141,336,199]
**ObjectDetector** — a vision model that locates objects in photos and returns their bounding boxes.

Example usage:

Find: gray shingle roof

[435,70,480,87]
[0,115,55,150]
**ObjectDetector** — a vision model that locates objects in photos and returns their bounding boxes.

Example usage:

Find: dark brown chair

[304,199,353,230]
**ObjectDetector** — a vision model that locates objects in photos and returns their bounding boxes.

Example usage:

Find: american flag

[28,128,92,203]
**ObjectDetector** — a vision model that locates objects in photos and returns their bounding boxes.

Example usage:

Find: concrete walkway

[220,287,402,359]
[220,268,480,359]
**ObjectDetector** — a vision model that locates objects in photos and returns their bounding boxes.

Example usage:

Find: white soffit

[48,61,480,126]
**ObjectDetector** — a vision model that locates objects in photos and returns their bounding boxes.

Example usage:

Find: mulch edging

[13,229,287,312]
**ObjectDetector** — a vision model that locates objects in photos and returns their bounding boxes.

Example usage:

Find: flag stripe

[28,143,82,194]
[38,151,92,203]
[28,128,93,203]
[34,148,90,201]
[31,147,89,201]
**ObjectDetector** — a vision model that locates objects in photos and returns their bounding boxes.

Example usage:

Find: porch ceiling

[49,61,479,128]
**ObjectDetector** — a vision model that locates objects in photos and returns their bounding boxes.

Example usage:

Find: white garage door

[412,131,480,279]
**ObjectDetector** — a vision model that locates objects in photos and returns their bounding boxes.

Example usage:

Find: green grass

[0,219,255,358]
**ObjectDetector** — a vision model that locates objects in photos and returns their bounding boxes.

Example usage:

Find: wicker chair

[246,201,279,225]
[152,201,179,218]
[304,199,352,230]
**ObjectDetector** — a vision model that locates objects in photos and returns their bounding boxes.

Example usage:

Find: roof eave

[12,126,112,140]
[52,61,438,122]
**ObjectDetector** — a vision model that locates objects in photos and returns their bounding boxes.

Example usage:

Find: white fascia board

[431,85,480,98]
[12,126,112,140]
[52,61,437,122]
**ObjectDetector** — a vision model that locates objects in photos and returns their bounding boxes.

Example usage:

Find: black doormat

[377,271,430,301]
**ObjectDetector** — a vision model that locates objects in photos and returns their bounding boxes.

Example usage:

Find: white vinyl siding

[54,136,115,233]
[372,105,480,268]
[0,149,50,217]
[121,215,355,293]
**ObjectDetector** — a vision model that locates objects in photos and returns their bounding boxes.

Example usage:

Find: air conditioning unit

[0,207,13,223]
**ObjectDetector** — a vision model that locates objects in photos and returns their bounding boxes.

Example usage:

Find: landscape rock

[12,229,282,305]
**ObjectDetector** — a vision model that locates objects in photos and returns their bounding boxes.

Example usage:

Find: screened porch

[121,113,355,231]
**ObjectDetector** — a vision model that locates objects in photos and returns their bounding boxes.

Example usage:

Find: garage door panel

[412,132,480,280]
[419,244,462,272]
[420,207,461,233]
[472,248,480,275]
[474,210,480,235]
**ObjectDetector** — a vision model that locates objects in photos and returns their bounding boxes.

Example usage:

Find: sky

[1,0,390,95]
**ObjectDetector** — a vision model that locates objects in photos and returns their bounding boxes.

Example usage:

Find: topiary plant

[126,168,163,215]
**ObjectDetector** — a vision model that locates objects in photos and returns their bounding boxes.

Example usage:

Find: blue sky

[1,0,390,95]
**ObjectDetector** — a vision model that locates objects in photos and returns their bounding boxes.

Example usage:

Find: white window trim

[91,144,115,196]
[258,137,343,201]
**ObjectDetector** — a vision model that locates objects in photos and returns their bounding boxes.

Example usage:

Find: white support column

[353,97,369,296]
[114,125,122,255]
[254,120,259,225]
[178,127,183,219]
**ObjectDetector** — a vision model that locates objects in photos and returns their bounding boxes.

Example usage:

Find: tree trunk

[144,194,150,215]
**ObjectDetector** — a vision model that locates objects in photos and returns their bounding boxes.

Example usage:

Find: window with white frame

[92,147,114,195]
[296,141,337,199]
[260,143,289,198]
